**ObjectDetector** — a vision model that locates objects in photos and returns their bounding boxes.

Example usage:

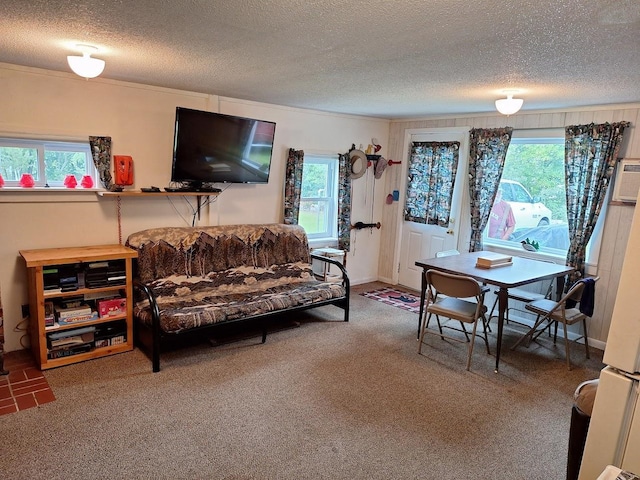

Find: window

[298,154,338,242]
[484,130,569,256]
[0,137,95,188]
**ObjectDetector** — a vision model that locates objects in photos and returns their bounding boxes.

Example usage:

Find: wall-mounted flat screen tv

[171,107,276,188]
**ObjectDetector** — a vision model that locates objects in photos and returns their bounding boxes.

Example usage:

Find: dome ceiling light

[495,90,524,115]
[67,44,105,79]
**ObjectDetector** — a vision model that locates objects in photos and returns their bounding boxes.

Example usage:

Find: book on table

[476,252,513,268]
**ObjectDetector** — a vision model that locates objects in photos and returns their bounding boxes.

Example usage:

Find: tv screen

[171,107,276,188]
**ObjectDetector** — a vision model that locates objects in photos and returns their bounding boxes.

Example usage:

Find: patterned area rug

[361,287,421,313]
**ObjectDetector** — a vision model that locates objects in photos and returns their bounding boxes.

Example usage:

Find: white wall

[0,63,390,352]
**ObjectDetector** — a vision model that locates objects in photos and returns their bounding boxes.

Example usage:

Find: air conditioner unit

[612,158,640,203]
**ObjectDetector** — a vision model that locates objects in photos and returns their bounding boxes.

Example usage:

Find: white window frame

[0,137,96,189]
[484,128,605,273]
[300,154,339,247]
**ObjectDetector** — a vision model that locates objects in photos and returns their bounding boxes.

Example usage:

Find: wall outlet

[21,304,29,318]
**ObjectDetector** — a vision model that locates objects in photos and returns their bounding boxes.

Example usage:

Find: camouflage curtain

[283,148,304,224]
[468,127,513,252]
[89,136,113,190]
[564,122,630,284]
[337,151,352,251]
[404,141,460,227]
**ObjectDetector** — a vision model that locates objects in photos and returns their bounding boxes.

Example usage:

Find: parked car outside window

[500,179,552,229]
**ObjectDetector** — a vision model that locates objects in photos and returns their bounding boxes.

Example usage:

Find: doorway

[396,128,469,290]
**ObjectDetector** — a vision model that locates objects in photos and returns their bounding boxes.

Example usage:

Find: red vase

[80,175,94,188]
[64,175,77,188]
[0,174,4,187]
[19,173,35,188]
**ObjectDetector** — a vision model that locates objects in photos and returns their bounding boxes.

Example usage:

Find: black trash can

[567,379,599,480]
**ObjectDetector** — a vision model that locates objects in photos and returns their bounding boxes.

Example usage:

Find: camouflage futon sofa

[126,224,349,372]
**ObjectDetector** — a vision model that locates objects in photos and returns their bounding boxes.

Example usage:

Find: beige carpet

[0,286,604,479]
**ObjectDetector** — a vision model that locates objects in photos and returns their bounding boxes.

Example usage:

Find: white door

[397,129,468,290]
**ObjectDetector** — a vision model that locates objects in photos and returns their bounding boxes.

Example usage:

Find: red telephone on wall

[114,155,134,186]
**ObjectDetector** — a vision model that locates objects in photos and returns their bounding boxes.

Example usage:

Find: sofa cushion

[126,224,311,284]
[134,272,346,333]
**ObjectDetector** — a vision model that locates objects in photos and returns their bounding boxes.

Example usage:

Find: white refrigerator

[579,195,640,479]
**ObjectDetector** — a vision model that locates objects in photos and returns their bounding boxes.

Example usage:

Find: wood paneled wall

[380,106,640,345]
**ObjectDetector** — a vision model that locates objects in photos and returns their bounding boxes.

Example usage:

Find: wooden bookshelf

[19,245,137,370]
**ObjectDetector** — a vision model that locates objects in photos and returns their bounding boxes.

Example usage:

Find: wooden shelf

[45,313,128,332]
[43,284,126,300]
[97,190,219,197]
[39,343,132,370]
[20,244,136,267]
[96,191,219,225]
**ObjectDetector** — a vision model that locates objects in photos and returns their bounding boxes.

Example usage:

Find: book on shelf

[57,312,99,325]
[48,325,96,340]
[83,291,119,301]
[59,296,85,309]
[50,332,93,348]
[97,297,127,317]
[476,252,513,268]
[48,343,93,359]
[107,275,126,284]
[84,260,126,288]
[55,304,92,319]
[87,261,109,269]
[47,326,96,357]
[44,301,56,326]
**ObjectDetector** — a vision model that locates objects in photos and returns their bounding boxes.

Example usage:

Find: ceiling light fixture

[67,44,105,79]
[495,90,524,115]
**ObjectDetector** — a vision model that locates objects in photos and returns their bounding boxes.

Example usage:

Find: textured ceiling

[0,0,639,118]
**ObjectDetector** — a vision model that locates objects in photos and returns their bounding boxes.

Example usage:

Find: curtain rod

[511,126,566,130]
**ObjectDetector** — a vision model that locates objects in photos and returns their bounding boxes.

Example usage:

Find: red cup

[64,175,77,188]
[20,173,35,188]
[0,174,4,187]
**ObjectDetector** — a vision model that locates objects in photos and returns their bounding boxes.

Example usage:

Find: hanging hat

[374,156,388,179]
[349,149,367,179]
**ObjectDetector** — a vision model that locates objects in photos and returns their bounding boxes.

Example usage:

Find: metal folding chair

[418,269,491,371]
[511,277,599,370]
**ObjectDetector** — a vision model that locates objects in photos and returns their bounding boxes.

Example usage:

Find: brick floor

[0,350,55,415]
